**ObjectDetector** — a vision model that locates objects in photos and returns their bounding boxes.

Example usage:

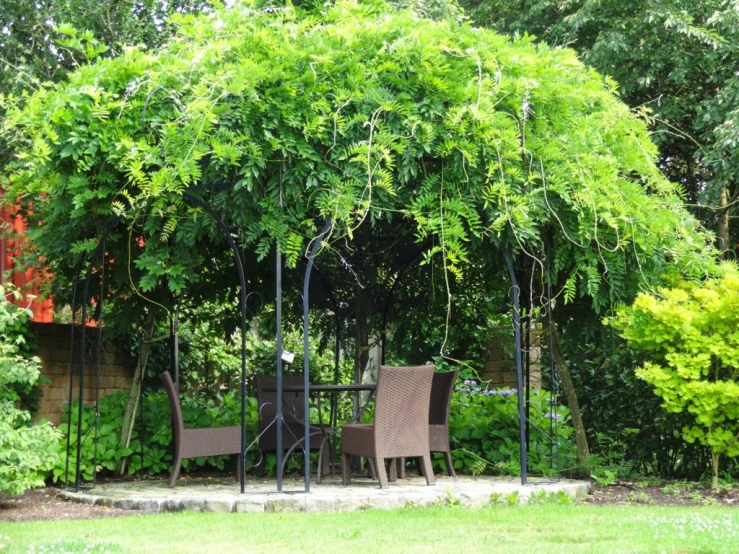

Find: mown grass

[1,503,738,553]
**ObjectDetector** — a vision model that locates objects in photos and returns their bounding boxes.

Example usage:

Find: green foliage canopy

[2,0,715,315]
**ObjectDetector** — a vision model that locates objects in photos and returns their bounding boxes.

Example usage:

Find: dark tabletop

[262,384,376,393]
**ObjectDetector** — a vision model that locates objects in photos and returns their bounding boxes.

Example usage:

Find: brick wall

[31,322,134,424]
[481,331,541,389]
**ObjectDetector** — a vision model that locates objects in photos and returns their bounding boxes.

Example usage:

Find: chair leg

[419,454,436,486]
[341,452,352,485]
[388,459,397,482]
[417,457,424,477]
[367,458,377,480]
[168,455,183,488]
[375,457,389,489]
[444,451,456,477]
[397,458,406,479]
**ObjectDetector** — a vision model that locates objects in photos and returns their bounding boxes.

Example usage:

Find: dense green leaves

[462,0,739,253]
[2,0,715,318]
[610,264,739,487]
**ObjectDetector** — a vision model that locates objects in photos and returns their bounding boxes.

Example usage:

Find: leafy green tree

[2,0,714,306]
[0,0,211,94]
[0,285,60,495]
[0,0,211,166]
[461,0,739,255]
[610,264,739,488]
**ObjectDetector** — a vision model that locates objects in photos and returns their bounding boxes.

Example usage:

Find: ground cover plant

[2,503,739,553]
[449,381,574,476]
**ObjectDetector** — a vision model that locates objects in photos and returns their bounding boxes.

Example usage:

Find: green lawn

[1,504,738,553]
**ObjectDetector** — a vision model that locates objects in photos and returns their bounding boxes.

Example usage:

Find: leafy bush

[448,380,575,476]
[610,264,739,488]
[0,285,60,495]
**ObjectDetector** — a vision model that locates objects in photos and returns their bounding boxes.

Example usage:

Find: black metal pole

[545,244,559,473]
[276,248,283,492]
[91,240,106,488]
[524,296,531,464]
[75,259,95,488]
[182,192,248,493]
[171,294,183,391]
[303,220,332,492]
[64,257,85,488]
[502,248,528,485]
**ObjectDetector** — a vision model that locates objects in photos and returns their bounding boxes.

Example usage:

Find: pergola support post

[301,220,332,492]
[182,192,248,493]
[502,248,528,485]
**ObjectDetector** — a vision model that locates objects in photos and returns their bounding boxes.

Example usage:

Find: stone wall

[31,322,134,424]
[481,330,541,389]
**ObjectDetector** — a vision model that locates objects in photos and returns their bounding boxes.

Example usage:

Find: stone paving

[60,474,589,513]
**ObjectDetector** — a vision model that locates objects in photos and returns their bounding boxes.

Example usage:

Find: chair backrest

[255,375,305,427]
[374,364,434,458]
[160,371,184,450]
[429,371,458,425]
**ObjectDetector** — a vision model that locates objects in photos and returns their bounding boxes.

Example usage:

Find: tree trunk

[550,326,590,470]
[717,187,730,258]
[711,451,720,489]
[115,312,156,477]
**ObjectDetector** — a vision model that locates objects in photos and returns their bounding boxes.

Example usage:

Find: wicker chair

[255,375,329,479]
[398,370,458,479]
[160,371,242,488]
[341,364,436,489]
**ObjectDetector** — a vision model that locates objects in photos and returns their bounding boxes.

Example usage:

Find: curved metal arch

[181,191,249,494]
[299,220,333,492]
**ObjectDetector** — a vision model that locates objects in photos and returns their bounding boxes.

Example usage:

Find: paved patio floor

[60,474,589,513]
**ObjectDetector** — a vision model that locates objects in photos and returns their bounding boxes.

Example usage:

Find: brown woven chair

[255,375,329,479]
[160,371,242,488]
[398,370,458,478]
[341,364,436,489]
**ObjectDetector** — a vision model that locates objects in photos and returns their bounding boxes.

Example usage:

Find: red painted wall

[1,201,54,322]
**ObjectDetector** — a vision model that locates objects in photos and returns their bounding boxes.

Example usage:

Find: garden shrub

[610,264,739,488]
[565,335,714,480]
[0,285,60,495]
[448,380,575,476]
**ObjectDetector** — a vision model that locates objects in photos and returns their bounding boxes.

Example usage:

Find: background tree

[459,0,739,479]
[461,0,739,255]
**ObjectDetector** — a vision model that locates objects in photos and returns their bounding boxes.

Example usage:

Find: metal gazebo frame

[64,203,561,492]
